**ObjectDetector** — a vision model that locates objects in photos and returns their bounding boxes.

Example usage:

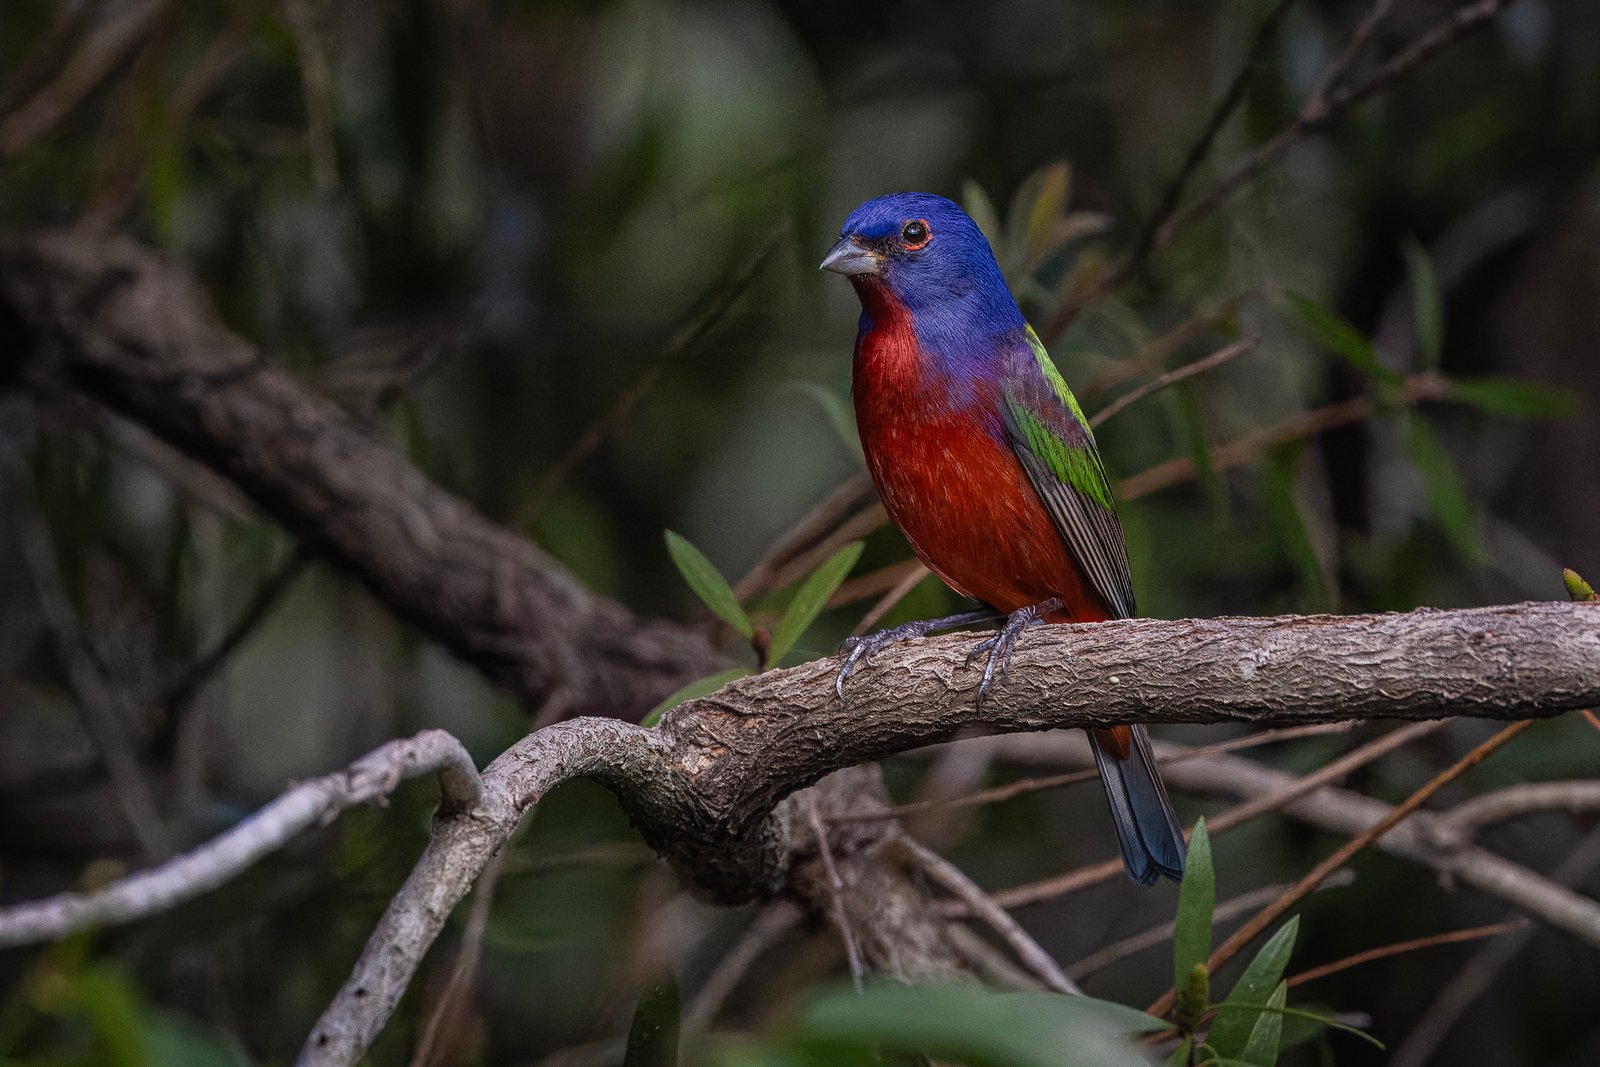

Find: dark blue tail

[1089,726,1186,886]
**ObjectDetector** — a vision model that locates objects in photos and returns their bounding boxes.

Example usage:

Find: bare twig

[902,837,1080,996]
[0,730,482,948]
[970,721,1446,910]
[0,0,170,158]
[1160,0,1524,244]
[1390,826,1600,1067]
[848,562,932,635]
[805,796,865,990]
[685,901,804,1028]
[1112,0,1296,284]
[1149,720,1535,1018]
[832,721,1356,826]
[408,849,509,1067]
[11,496,174,859]
[1065,870,1356,981]
[1286,918,1528,988]
[160,547,312,718]
[1433,780,1600,843]
[526,233,783,522]
[733,472,875,600]
[1088,337,1259,429]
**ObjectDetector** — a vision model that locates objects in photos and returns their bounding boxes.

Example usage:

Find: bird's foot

[835,608,999,701]
[965,597,1063,710]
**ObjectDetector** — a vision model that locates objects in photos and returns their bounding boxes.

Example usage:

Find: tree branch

[0,729,481,949]
[0,231,723,719]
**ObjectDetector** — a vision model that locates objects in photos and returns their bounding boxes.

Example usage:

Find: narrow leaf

[664,530,753,638]
[1238,982,1286,1066]
[1209,1003,1384,1051]
[1447,377,1580,420]
[1403,416,1485,563]
[766,542,863,667]
[624,977,680,1067]
[642,668,752,727]
[1402,237,1444,370]
[1174,818,1215,989]
[1206,917,1299,1058]
[1282,291,1399,383]
[1164,1037,1193,1067]
[802,983,1167,1067]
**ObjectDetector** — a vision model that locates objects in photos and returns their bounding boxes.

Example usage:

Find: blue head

[821,192,1025,344]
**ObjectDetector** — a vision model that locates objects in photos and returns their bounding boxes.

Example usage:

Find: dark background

[1,0,1598,1064]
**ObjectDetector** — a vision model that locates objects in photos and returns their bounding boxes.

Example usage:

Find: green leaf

[1174,818,1215,990]
[1206,917,1299,1059]
[1447,377,1581,420]
[1164,1037,1193,1067]
[801,982,1168,1067]
[1281,291,1399,383]
[624,977,680,1067]
[642,668,752,727]
[1238,982,1286,1066]
[664,530,753,638]
[1403,416,1485,563]
[1208,1003,1384,1051]
[1402,237,1444,370]
[1565,568,1597,603]
[765,542,863,667]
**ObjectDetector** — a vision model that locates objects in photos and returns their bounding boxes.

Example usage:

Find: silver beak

[819,237,881,276]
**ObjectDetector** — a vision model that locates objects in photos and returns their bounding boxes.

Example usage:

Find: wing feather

[1002,329,1136,620]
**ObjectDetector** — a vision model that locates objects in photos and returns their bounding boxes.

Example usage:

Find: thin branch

[1148,720,1534,1018]
[1432,780,1600,843]
[408,848,509,1067]
[1116,0,1296,279]
[1390,825,1600,1067]
[0,730,482,949]
[832,721,1356,826]
[969,721,1447,910]
[160,546,312,718]
[0,0,170,158]
[1064,870,1356,981]
[851,561,931,635]
[733,472,875,600]
[1088,337,1259,429]
[1160,0,1523,244]
[685,901,804,1028]
[1285,918,1528,988]
[806,795,865,990]
[902,837,1080,996]
[1116,374,1450,500]
[525,232,782,523]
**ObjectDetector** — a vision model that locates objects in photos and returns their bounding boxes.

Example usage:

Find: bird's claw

[835,621,927,701]
[966,598,1062,711]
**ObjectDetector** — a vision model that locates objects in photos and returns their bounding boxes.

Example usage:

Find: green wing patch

[1004,328,1136,619]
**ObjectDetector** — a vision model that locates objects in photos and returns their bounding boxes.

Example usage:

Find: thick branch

[310,601,1592,1063]
[0,730,480,949]
[0,231,722,718]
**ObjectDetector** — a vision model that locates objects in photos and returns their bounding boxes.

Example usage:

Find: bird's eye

[901,219,931,249]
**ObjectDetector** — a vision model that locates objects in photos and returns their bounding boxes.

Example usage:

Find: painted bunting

[821,192,1185,885]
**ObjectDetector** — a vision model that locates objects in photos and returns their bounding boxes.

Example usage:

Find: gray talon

[969,598,1062,711]
[833,608,1002,701]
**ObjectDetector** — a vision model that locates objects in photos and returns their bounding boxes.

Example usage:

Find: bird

[820,191,1186,886]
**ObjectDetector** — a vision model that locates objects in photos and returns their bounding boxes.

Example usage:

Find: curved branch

[0,730,481,949]
[0,231,722,719]
[1434,780,1600,841]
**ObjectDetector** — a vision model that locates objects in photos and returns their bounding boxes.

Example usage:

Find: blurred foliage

[3,0,1600,1065]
